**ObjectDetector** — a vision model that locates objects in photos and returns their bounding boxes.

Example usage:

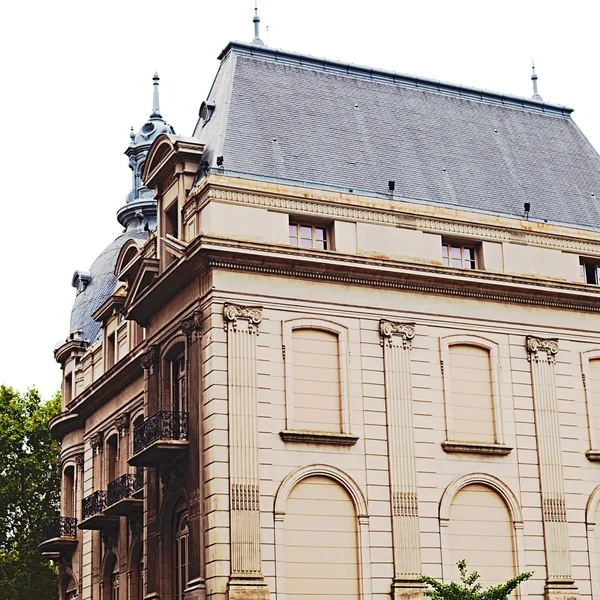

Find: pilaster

[224,304,269,600]
[380,320,425,600]
[526,336,579,600]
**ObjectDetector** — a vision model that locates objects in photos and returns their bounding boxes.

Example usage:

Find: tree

[421,559,533,600]
[0,386,61,600]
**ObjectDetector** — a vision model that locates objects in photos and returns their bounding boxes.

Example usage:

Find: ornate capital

[379,320,416,348]
[74,453,85,468]
[181,309,202,343]
[223,303,263,333]
[526,336,559,363]
[141,344,159,373]
[90,431,104,455]
[115,413,130,437]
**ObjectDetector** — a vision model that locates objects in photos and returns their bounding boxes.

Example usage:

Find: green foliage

[421,560,533,600]
[0,386,61,600]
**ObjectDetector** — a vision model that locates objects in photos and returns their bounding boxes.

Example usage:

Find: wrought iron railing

[133,411,189,454]
[106,474,138,506]
[41,516,77,541]
[134,466,144,491]
[82,490,107,520]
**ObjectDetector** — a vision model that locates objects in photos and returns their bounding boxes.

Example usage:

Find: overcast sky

[1,0,599,399]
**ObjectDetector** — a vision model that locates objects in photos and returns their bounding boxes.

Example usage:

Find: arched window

[174,510,189,600]
[111,560,119,600]
[283,476,359,599]
[447,483,516,588]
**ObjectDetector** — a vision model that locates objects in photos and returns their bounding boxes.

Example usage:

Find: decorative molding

[223,303,263,332]
[128,512,142,539]
[231,483,259,511]
[526,233,600,254]
[140,344,159,373]
[159,459,187,495]
[208,257,600,314]
[441,441,513,455]
[188,490,202,519]
[379,320,416,348]
[415,217,510,241]
[115,413,130,437]
[101,523,119,551]
[74,453,84,468]
[90,431,104,455]
[391,491,419,518]
[526,336,559,363]
[181,309,202,343]
[543,497,568,523]
[279,430,359,445]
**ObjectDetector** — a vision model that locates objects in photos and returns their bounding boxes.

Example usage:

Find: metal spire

[531,61,543,102]
[151,72,162,118]
[252,2,264,46]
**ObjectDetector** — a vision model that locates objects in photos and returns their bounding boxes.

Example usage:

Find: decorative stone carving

[102,523,119,551]
[115,413,130,437]
[379,320,416,348]
[223,303,262,332]
[181,309,202,343]
[141,344,159,373]
[526,336,559,363]
[188,489,202,519]
[128,512,142,539]
[90,431,104,455]
[159,459,187,495]
[74,453,84,468]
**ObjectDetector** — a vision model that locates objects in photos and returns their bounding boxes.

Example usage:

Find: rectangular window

[442,241,477,269]
[289,222,328,250]
[580,258,600,284]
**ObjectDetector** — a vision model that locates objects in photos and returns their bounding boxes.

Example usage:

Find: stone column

[526,336,579,600]
[141,345,160,599]
[182,310,204,594]
[224,303,269,600]
[380,320,424,600]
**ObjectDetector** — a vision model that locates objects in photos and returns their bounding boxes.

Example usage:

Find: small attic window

[72,270,92,295]
[200,101,215,123]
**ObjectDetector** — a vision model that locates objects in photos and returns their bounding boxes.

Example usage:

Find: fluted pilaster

[224,303,269,599]
[380,320,424,600]
[526,336,579,600]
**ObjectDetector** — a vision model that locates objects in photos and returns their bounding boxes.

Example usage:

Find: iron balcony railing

[133,411,189,454]
[106,471,143,506]
[41,516,77,541]
[82,490,107,520]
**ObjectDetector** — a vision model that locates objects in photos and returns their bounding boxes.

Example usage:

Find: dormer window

[200,101,215,123]
[442,240,477,269]
[72,270,92,295]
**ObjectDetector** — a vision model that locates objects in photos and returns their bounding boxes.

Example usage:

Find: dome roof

[69,230,148,344]
[131,115,175,147]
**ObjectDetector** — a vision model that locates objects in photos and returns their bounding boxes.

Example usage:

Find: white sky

[1,0,599,399]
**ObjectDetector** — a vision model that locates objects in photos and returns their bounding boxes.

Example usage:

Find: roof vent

[72,270,91,295]
[200,101,216,123]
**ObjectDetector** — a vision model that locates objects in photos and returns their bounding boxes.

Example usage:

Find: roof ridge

[219,41,573,117]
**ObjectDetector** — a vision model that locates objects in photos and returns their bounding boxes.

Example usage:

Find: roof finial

[531,61,543,102]
[252,2,264,46]
[151,72,162,118]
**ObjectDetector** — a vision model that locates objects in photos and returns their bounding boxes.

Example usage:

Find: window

[580,258,600,284]
[174,510,189,600]
[106,435,118,486]
[165,201,179,240]
[106,333,116,370]
[111,562,119,600]
[171,355,186,414]
[63,466,75,517]
[442,241,477,269]
[64,372,73,405]
[581,350,600,460]
[289,222,328,250]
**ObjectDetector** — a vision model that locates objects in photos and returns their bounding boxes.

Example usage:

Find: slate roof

[70,231,148,344]
[194,42,600,230]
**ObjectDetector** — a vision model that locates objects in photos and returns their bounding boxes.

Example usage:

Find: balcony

[129,411,189,467]
[38,516,78,554]
[103,470,144,517]
[78,491,118,530]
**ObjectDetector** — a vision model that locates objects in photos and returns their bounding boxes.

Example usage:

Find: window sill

[586,449,600,462]
[279,430,359,446]
[442,441,512,456]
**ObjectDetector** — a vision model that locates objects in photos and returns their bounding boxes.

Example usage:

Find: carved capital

[115,413,130,437]
[141,344,159,373]
[189,489,202,518]
[223,303,263,333]
[181,309,202,343]
[526,336,559,363]
[74,453,85,468]
[90,431,104,455]
[380,320,416,348]
[128,512,143,539]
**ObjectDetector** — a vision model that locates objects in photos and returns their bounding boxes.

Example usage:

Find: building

[42,13,600,600]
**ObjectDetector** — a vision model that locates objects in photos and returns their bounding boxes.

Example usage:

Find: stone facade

[47,38,600,600]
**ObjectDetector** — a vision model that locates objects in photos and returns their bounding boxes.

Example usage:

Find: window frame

[174,510,189,600]
[441,239,479,270]
[581,349,600,461]
[440,334,510,454]
[580,257,600,284]
[281,318,355,444]
[288,221,330,251]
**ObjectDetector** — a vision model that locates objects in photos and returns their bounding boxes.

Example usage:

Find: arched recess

[439,334,505,447]
[439,473,526,594]
[61,568,79,600]
[274,464,372,599]
[142,134,176,183]
[100,551,120,600]
[129,536,144,600]
[586,485,600,599]
[115,239,142,280]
